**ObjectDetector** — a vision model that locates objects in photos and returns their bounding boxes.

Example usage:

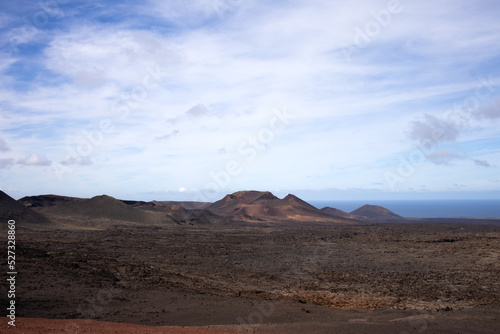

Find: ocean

[308,199,500,218]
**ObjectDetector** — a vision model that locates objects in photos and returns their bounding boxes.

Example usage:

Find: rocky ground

[2,217,500,333]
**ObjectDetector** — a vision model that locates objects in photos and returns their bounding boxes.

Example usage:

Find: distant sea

[309,199,500,218]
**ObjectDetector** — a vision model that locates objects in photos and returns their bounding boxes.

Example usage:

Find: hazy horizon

[6,188,500,203]
[6,188,499,218]
[1,0,500,202]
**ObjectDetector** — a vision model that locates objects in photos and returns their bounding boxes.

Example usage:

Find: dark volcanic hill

[72,195,152,222]
[161,204,230,225]
[207,191,279,216]
[19,194,81,207]
[121,199,226,225]
[122,200,211,210]
[21,194,225,226]
[350,204,402,220]
[155,201,211,210]
[321,207,357,219]
[207,191,356,224]
[20,194,151,223]
[282,193,320,211]
[1,190,52,224]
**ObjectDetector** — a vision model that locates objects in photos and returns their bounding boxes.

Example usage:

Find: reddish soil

[4,318,237,333]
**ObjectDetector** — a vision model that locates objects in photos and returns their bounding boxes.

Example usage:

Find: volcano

[207,191,356,224]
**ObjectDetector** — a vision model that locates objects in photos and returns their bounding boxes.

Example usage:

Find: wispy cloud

[61,155,92,166]
[0,158,14,169]
[408,114,460,146]
[426,150,466,166]
[473,159,492,168]
[1,0,500,199]
[476,98,500,120]
[155,129,179,141]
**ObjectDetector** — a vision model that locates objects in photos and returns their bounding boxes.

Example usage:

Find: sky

[1,0,500,202]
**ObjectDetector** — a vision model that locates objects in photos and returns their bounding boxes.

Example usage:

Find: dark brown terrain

[2,190,500,333]
[320,207,356,219]
[0,190,52,225]
[321,204,403,221]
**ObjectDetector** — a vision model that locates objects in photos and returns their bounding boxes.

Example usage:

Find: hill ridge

[1,190,52,224]
[350,204,401,219]
[207,190,356,224]
[320,207,356,219]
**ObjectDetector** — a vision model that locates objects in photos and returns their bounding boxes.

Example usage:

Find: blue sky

[1,0,500,201]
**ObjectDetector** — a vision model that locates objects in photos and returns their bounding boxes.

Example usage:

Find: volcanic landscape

[1,190,500,333]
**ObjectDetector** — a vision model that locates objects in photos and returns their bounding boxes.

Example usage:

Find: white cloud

[18,153,52,166]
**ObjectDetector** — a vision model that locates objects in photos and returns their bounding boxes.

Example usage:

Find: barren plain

[2,190,500,333]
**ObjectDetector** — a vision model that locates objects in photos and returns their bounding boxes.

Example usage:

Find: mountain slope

[321,207,357,219]
[19,194,81,207]
[1,190,52,224]
[122,200,211,210]
[21,194,224,226]
[20,194,151,223]
[207,191,279,216]
[350,204,402,220]
[208,191,356,224]
[161,205,230,225]
[282,194,320,211]
[73,195,152,222]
